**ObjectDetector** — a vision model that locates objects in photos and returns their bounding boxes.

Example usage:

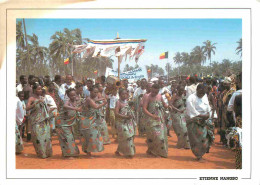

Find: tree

[16,21,25,50]
[202,40,217,66]
[173,52,182,65]
[236,38,242,57]
[49,31,68,75]
[145,64,164,77]
[190,46,206,65]
[180,52,191,66]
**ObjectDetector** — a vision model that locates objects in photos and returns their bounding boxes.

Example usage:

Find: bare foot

[86,152,93,158]
[126,155,134,159]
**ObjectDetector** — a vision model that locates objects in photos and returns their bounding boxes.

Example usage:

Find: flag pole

[167,52,169,83]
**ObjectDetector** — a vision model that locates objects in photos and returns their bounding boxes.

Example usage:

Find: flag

[159,52,168,59]
[64,58,70,65]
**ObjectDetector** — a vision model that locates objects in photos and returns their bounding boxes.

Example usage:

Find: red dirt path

[16,127,235,169]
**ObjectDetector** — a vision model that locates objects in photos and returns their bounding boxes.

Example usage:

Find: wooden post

[118,56,120,78]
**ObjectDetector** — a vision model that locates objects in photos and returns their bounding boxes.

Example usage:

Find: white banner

[105,67,148,82]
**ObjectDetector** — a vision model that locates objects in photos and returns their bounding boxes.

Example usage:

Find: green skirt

[31,120,53,158]
[186,117,214,159]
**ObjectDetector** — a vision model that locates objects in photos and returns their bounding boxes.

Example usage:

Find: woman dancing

[115,88,136,158]
[26,83,52,158]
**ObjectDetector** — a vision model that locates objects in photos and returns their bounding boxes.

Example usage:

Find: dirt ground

[16,127,236,169]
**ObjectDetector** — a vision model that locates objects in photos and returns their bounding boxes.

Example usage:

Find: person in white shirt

[185,84,214,160]
[133,79,147,98]
[58,74,76,102]
[186,76,198,99]
[108,91,119,138]
[83,79,93,98]
[42,89,57,131]
[16,75,28,96]
[133,83,137,92]
[16,92,26,154]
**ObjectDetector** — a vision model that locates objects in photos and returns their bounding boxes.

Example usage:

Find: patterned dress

[116,102,136,156]
[80,106,104,153]
[29,99,53,158]
[55,102,80,157]
[186,117,214,159]
[16,123,24,153]
[170,96,190,149]
[134,95,146,136]
[95,100,111,144]
[144,101,168,158]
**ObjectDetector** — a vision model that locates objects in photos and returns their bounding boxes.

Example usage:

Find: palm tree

[173,52,182,65]
[202,40,217,66]
[16,21,25,50]
[180,52,190,66]
[190,46,206,66]
[49,31,68,75]
[27,33,49,75]
[236,38,242,57]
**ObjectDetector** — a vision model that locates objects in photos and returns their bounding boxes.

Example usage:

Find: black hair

[19,75,26,81]
[189,77,196,84]
[28,75,35,81]
[152,83,160,89]
[177,85,185,92]
[88,86,98,92]
[32,82,41,92]
[101,76,106,83]
[234,94,242,117]
[38,77,45,87]
[65,88,76,96]
[17,91,24,97]
[212,79,217,86]
[75,82,83,89]
[119,88,127,95]
[54,75,61,81]
[86,79,93,83]
[196,83,205,90]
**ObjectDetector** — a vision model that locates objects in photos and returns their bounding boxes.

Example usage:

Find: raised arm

[88,98,107,109]
[63,101,80,111]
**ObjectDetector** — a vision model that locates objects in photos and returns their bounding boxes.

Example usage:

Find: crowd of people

[15,72,242,168]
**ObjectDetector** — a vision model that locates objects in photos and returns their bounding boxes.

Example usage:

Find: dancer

[94,83,111,145]
[169,85,190,149]
[26,83,52,158]
[80,86,107,157]
[115,88,136,157]
[186,84,214,160]
[55,88,80,157]
[142,84,168,158]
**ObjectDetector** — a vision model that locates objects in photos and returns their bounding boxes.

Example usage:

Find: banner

[105,67,148,82]
[71,39,146,63]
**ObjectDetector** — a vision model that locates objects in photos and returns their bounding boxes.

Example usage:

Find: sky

[17,18,242,73]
